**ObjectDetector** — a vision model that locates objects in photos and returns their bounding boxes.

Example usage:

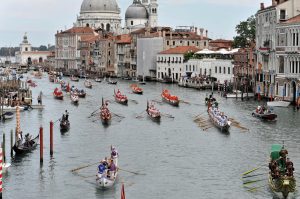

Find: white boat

[3,106,25,112]
[2,112,14,120]
[267,97,290,107]
[84,80,92,88]
[225,90,254,98]
[96,147,118,189]
[70,93,79,104]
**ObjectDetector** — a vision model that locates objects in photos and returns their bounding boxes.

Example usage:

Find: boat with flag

[268,144,296,198]
[161,89,179,106]
[208,107,231,132]
[53,88,64,100]
[146,101,161,121]
[12,106,39,155]
[96,146,118,189]
[84,80,93,89]
[114,89,128,105]
[131,84,143,95]
[100,98,111,125]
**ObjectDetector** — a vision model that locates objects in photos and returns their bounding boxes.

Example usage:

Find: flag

[121,183,125,199]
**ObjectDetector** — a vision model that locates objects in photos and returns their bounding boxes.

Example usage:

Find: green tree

[233,15,256,48]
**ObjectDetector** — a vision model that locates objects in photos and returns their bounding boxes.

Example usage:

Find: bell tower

[148,0,158,27]
[20,33,32,52]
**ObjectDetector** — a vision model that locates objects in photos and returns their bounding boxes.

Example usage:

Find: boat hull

[267,101,290,107]
[162,96,179,106]
[252,111,277,121]
[115,98,128,105]
[208,109,231,132]
[13,135,39,155]
[96,156,118,189]
[60,120,70,132]
[268,174,296,198]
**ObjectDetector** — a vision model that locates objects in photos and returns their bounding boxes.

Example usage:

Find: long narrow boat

[208,107,231,132]
[161,89,179,106]
[96,147,118,189]
[70,92,79,105]
[100,98,111,125]
[268,144,296,198]
[13,134,39,155]
[114,90,128,105]
[2,112,14,120]
[77,89,86,98]
[53,88,64,100]
[107,78,118,85]
[131,84,143,95]
[252,106,277,121]
[60,119,70,132]
[146,101,161,122]
[2,106,25,112]
[84,80,93,89]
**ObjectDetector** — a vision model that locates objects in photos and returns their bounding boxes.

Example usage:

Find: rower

[65,110,69,121]
[108,159,117,177]
[111,147,118,158]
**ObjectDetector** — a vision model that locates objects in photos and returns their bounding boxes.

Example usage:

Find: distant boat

[100,98,111,125]
[2,112,14,120]
[53,88,64,100]
[267,97,290,107]
[208,107,231,132]
[146,101,161,122]
[225,90,254,98]
[84,80,93,89]
[131,84,143,95]
[114,90,128,105]
[252,106,277,121]
[161,89,179,106]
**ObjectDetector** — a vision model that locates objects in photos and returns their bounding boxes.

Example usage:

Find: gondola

[13,134,40,155]
[208,107,231,132]
[268,144,296,198]
[146,101,161,122]
[60,119,70,132]
[96,147,118,189]
[84,80,93,89]
[100,98,111,125]
[114,90,128,105]
[252,106,277,121]
[131,84,143,95]
[53,88,64,100]
[161,89,179,106]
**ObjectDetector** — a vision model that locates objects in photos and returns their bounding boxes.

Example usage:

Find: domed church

[75,0,122,34]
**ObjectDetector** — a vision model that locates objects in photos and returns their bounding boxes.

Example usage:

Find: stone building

[115,34,132,77]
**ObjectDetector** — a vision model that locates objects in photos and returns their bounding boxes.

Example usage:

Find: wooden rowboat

[13,134,39,155]
[60,119,70,132]
[208,107,231,132]
[114,90,128,105]
[146,101,161,122]
[252,106,277,121]
[100,98,111,125]
[131,84,143,95]
[84,80,92,89]
[53,88,64,100]
[161,89,179,106]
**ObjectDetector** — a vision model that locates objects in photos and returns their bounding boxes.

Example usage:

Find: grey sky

[0,0,269,47]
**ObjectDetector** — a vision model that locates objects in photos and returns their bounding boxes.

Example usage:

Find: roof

[80,0,120,14]
[57,27,96,35]
[80,35,98,42]
[159,46,200,55]
[116,34,131,44]
[283,14,300,24]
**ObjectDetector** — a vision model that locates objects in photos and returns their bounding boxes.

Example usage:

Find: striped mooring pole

[0,147,3,198]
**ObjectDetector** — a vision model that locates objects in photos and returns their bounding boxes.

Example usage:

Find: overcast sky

[0,0,269,47]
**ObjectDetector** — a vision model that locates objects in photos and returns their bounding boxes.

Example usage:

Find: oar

[242,165,266,176]
[243,179,265,185]
[242,173,267,179]
[129,99,138,104]
[179,100,190,105]
[246,185,268,192]
[162,113,174,119]
[53,118,61,124]
[118,168,145,175]
[112,112,125,118]
[71,162,99,172]
[88,107,100,118]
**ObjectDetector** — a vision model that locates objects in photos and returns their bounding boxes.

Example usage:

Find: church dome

[80,0,120,13]
[125,1,148,19]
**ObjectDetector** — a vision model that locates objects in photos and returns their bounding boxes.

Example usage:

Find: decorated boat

[96,146,118,189]
[267,97,290,107]
[161,89,179,106]
[252,106,277,121]
[100,98,111,125]
[70,92,79,105]
[146,101,161,121]
[114,89,128,105]
[53,88,64,100]
[268,144,296,198]
[131,84,143,95]
[84,80,93,89]
[70,75,79,82]
[208,107,231,132]
[12,106,39,155]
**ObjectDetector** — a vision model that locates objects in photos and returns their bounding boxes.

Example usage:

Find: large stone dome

[80,0,120,13]
[125,1,148,19]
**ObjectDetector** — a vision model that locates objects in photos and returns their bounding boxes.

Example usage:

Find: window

[280,10,286,20]
[219,67,221,73]
[173,41,175,45]
[167,41,169,45]
[228,67,230,74]
[215,66,217,73]
[186,65,188,71]
[187,41,190,46]
[279,56,284,73]
[204,42,207,46]
[223,67,226,74]
[193,65,195,71]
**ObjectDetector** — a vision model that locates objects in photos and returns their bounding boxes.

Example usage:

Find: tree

[233,15,256,48]
[38,45,48,51]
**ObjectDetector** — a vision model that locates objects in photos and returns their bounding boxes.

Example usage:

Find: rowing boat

[131,84,143,95]
[161,89,179,106]
[100,98,111,125]
[208,107,231,132]
[114,90,128,105]
[146,101,161,122]
[84,80,93,89]
[13,134,39,155]
[252,106,277,121]
[53,88,64,100]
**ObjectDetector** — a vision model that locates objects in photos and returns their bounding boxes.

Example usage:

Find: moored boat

[84,80,93,89]
[208,107,231,132]
[224,90,255,98]
[252,106,277,121]
[146,101,161,122]
[2,112,14,120]
[2,106,25,112]
[268,144,296,198]
[267,97,290,107]
[161,89,179,106]
[96,147,118,189]
[100,98,111,125]
[53,88,64,100]
[114,89,128,105]
[131,84,143,95]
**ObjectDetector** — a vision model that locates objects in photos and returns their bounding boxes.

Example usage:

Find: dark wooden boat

[13,134,39,155]
[100,98,111,125]
[268,144,296,198]
[114,90,128,105]
[146,101,161,122]
[131,84,143,95]
[60,119,70,132]
[161,89,179,106]
[53,88,64,100]
[77,90,86,98]
[252,106,277,121]
[208,107,231,132]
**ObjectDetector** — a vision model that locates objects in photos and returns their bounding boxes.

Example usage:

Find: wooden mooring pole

[2,133,5,164]
[10,130,13,157]
[40,127,43,163]
[50,121,53,156]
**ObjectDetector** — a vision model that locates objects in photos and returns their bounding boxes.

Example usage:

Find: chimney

[205,30,208,38]
[200,28,204,40]
[158,27,162,37]
[260,3,265,10]
[272,0,277,6]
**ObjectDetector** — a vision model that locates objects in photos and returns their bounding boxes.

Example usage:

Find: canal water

[1,74,300,199]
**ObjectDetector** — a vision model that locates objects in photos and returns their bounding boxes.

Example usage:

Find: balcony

[275,46,300,53]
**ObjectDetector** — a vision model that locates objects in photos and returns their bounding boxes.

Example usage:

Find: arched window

[101,24,104,30]
[106,24,110,32]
